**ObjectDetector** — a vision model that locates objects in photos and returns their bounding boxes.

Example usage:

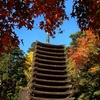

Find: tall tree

[69,31,86,47]
[24,51,34,86]
[0,46,27,100]
[67,30,100,100]
[24,42,35,86]
[27,42,36,53]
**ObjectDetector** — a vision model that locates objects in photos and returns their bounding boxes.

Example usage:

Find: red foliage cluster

[72,0,100,31]
[68,30,100,71]
[0,0,67,55]
[0,0,100,55]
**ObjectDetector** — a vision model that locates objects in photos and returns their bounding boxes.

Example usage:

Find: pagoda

[28,40,75,100]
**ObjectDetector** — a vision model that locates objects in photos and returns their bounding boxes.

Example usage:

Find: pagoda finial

[46,32,50,44]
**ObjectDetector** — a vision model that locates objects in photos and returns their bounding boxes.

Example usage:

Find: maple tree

[0,0,67,55]
[1,0,100,55]
[67,30,100,99]
[67,30,100,71]
[72,0,100,32]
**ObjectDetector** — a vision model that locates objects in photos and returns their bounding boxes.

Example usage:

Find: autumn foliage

[67,30,100,99]
[24,51,34,86]
[67,30,100,71]
[0,0,67,55]
[72,0,100,31]
[0,0,100,55]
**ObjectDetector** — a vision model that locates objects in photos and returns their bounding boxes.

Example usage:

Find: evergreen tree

[27,42,36,53]
[69,31,86,47]
[0,46,27,100]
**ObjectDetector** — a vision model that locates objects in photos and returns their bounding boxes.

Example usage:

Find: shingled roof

[28,41,75,100]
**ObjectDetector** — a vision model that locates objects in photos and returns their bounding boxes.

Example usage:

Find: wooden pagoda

[28,41,74,100]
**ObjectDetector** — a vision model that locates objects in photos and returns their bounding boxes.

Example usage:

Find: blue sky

[15,0,80,54]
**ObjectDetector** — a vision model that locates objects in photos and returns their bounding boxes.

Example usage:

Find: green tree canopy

[0,46,27,100]
[69,31,86,46]
[27,42,36,53]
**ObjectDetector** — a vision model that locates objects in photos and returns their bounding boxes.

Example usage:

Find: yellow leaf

[24,51,34,85]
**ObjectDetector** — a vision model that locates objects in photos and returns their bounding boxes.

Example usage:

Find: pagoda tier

[29,41,74,100]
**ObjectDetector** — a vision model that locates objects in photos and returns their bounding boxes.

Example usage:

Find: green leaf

[3,73,10,80]
[93,90,100,96]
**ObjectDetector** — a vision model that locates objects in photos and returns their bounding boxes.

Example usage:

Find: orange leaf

[46,19,51,24]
